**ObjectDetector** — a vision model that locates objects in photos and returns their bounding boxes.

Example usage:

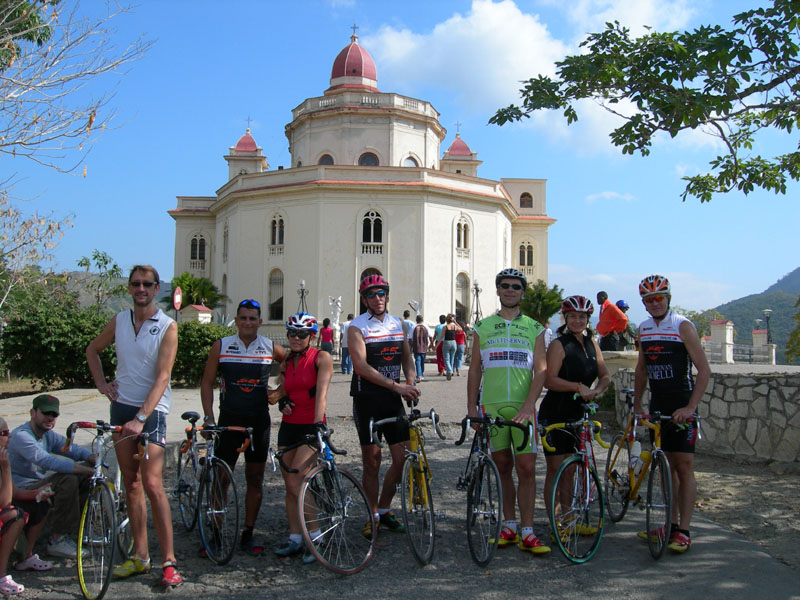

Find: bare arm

[633,344,648,414]
[675,320,711,423]
[86,315,118,401]
[0,448,12,506]
[466,333,483,419]
[314,350,333,423]
[200,339,221,423]
[513,333,547,423]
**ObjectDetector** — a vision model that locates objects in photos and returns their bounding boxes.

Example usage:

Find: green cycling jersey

[474,312,544,408]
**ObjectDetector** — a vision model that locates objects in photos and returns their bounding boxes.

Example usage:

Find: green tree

[786,295,800,363]
[672,305,726,339]
[1,277,115,387]
[491,0,800,202]
[76,249,127,309]
[521,279,564,327]
[162,272,228,311]
[172,321,235,386]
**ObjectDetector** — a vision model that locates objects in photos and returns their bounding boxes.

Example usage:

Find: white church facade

[169,34,554,332]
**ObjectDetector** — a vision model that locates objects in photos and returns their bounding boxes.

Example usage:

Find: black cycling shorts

[277,422,319,448]
[215,411,270,465]
[352,395,409,446]
[650,395,698,454]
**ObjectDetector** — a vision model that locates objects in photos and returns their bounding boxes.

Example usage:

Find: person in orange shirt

[595,291,628,351]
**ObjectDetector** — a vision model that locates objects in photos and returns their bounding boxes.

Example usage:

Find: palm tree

[161,272,228,310]
[521,279,563,327]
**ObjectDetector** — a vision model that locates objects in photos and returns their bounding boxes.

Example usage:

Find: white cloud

[563,0,699,39]
[585,190,635,203]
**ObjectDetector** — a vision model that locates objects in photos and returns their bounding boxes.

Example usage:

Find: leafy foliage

[162,272,228,311]
[671,306,726,339]
[172,321,234,387]
[521,279,564,326]
[76,249,127,310]
[786,295,800,363]
[1,278,115,387]
[491,0,800,202]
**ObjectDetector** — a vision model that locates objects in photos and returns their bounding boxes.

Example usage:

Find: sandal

[14,553,53,571]
[161,561,182,586]
[0,575,24,595]
[240,537,266,557]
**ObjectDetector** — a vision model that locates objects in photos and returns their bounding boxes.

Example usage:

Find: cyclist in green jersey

[467,269,550,555]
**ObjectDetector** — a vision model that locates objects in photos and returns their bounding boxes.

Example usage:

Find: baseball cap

[32,394,60,415]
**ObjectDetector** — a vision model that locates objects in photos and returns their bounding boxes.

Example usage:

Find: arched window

[519,243,534,267]
[456,218,470,256]
[520,192,533,208]
[270,215,285,256]
[268,269,284,321]
[361,210,383,254]
[190,234,206,272]
[358,152,379,166]
[297,161,303,168]
[402,156,418,167]
[455,273,470,324]
[318,154,334,165]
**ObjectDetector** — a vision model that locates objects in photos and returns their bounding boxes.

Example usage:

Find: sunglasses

[498,283,524,291]
[239,299,261,309]
[40,411,59,418]
[0,430,9,437]
[287,330,311,339]
[129,280,156,288]
[644,295,666,304]
[365,290,387,299]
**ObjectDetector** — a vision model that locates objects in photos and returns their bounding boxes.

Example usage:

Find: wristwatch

[135,413,147,423]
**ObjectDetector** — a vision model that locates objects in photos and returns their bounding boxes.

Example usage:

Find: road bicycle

[604,389,693,558]
[173,411,252,565]
[370,406,445,566]
[540,401,609,563]
[271,424,375,575]
[454,414,531,567]
[62,421,139,600]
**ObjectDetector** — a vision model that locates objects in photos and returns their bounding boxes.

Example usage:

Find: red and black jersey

[638,311,695,398]
[349,312,405,399]
[218,334,275,417]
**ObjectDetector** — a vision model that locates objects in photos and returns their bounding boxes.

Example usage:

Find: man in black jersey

[633,275,710,553]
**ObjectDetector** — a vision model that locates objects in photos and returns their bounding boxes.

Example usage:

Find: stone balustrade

[613,364,800,463]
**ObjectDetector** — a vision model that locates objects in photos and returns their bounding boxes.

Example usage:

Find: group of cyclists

[68,265,706,590]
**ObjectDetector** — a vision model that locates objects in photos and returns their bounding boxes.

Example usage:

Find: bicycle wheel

[400,455,435,565]
[299,465,375,574]
[549,455,604,563]
[197,458,239,565]
[466,456,502,567]
[77,481,116,600]
[175,447,199,530]
[646,451,672,559]
[114,486,134,559]
[604,433,632,522]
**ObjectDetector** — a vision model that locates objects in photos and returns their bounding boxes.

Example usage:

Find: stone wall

[613,366,800,463]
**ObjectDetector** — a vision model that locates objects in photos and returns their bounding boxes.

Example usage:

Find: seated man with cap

[8,395,96,559]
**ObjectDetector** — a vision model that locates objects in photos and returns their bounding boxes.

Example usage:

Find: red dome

[447,134,472,156]
[234,129,257,152]
[331,34,377,80]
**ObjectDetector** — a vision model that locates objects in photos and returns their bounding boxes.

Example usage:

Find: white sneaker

[47,537,79,558]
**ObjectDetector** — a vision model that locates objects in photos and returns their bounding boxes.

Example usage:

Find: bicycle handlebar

[61,420,123,453]
[270,425,343,474]
[369,408,444,449]
[540,419,609,452]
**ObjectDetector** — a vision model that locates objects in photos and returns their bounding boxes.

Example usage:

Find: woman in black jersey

[538,296,610,526]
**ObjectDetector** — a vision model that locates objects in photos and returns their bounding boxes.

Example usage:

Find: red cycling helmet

[359,274,389,295]
[561,295,594,315]
[639,274,670,297]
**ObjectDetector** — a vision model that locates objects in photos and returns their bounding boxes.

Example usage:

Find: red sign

[173,286,182,311]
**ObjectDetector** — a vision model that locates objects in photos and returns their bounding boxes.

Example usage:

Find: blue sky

[7,0,795,327]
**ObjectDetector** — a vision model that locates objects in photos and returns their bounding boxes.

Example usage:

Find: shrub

[172,321,235,387]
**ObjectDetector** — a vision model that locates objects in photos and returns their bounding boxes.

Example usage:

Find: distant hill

[711,267,799,365]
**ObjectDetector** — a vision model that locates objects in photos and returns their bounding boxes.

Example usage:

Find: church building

[169,33,554,333]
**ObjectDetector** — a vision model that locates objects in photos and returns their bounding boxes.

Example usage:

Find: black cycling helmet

[495,268,527,289]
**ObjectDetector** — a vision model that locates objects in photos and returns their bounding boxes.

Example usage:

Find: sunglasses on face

[40,411,58,418]
[287,330,311,339]
[365,290,387,299]
[239,299,261,309]
[129,280,156,288]
[644,295,666,304]
[0,430,9,437]
[498,283,523,291]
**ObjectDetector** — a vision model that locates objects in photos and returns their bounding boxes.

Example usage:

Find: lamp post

[762,309,772,344]
[471,280,483,325]
[297,279,308,313]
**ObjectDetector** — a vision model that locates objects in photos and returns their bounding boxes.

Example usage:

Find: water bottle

[630,440,642,474]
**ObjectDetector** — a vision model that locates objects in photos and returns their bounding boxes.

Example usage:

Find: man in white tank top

[86,265,182,586]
